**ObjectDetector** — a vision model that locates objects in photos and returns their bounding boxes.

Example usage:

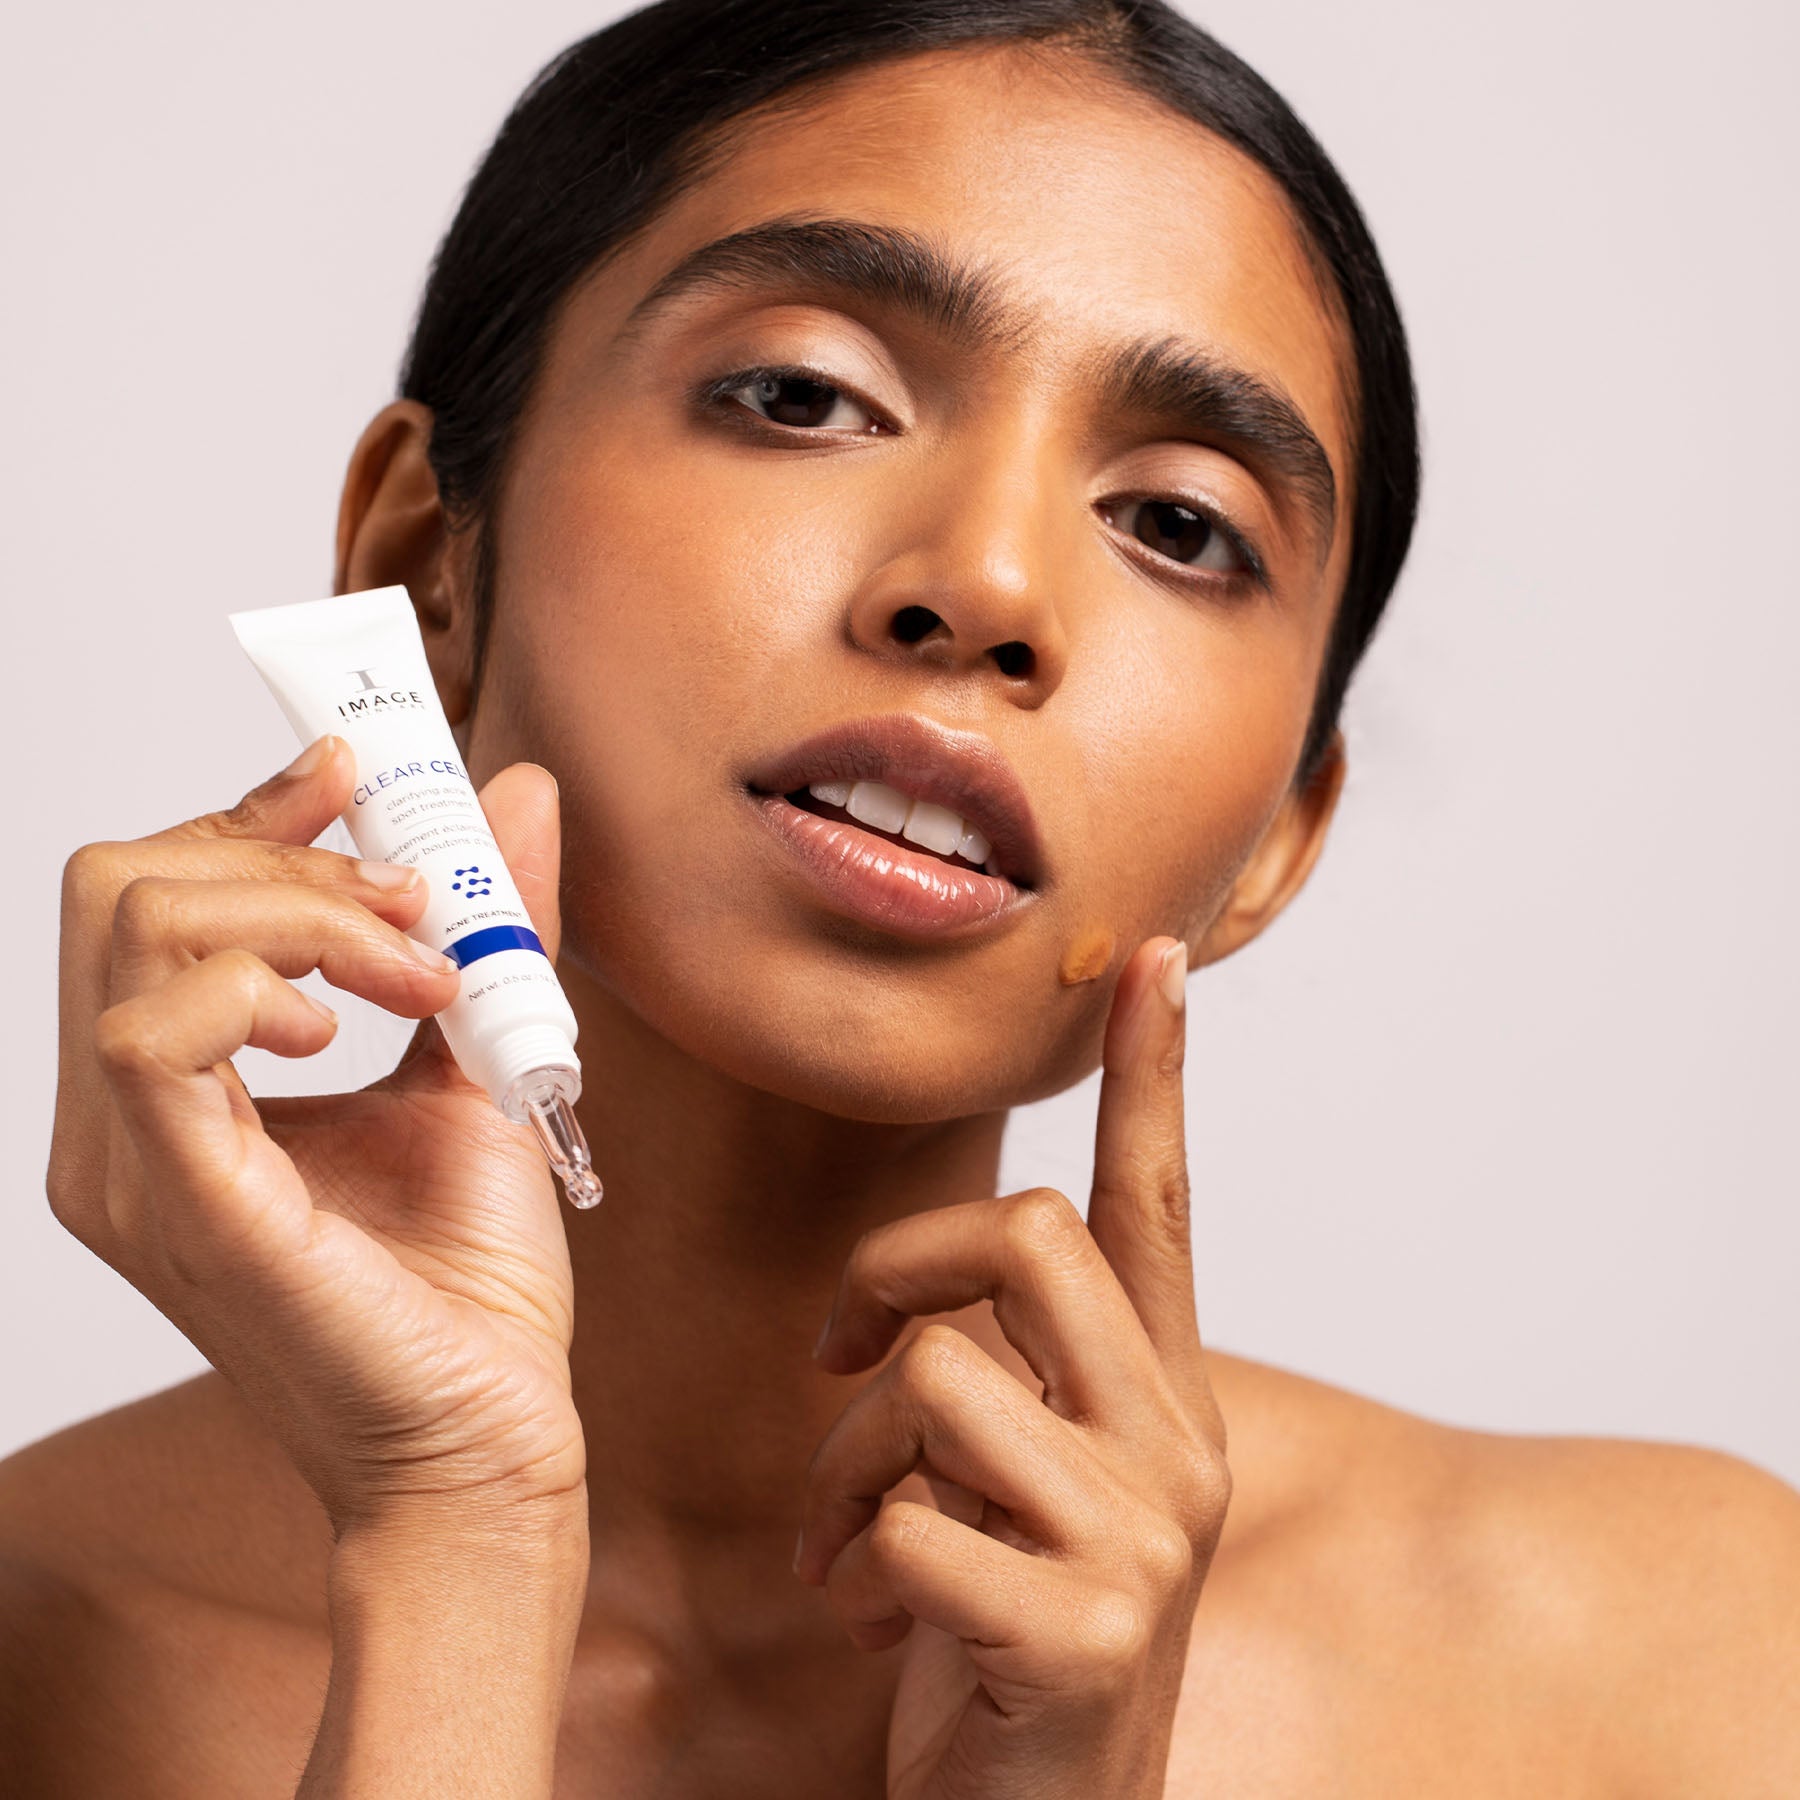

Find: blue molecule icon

[450,864,494,898]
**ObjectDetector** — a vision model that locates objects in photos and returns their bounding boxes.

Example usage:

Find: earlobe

[1194,729,1348,969]
[332,398,477,726]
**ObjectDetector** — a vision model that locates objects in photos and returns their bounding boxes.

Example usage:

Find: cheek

[1069,615,1314,939]
[511,423,885,710]
[472,429,897,954]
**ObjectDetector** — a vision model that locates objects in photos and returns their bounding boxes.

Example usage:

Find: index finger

[1086,936,1213,1416]
[53,735,418,1179]
[151,733,354,847]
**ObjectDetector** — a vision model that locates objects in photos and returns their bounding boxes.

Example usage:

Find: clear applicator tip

[520,1085,605,1209]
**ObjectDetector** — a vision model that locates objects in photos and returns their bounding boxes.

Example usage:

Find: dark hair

[399,0,1420,797]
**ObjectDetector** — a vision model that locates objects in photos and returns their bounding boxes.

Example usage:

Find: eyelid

[691,364,1271,591]
[692,361,903,435]
[1102,490,1270,589]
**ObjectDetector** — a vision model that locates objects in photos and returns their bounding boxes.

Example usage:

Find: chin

[664,959,1087,1123]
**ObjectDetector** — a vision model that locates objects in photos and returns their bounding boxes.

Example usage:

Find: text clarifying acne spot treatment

[228,584,603,1209]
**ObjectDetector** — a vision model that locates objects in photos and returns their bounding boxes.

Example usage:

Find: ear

[333,399,479,728]
[1193,728,1348,969]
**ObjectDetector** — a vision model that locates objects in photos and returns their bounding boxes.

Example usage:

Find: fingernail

[792,1527,805,1575]
[1158,940,1188,1011]
[299,989,338,1024]
[812,1314,833,1359]
[282,735,336,779]
[406,936,459,974]
[359,859,421,892]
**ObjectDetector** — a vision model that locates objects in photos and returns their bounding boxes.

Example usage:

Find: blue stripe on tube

[441,924,545,969]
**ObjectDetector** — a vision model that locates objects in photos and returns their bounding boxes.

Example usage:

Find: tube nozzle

[519,1082,604,1209]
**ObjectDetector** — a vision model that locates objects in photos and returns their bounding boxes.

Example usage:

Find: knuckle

[44,1162,86,1233]
[91,1001,161,1081]
[1208,1442,1234,1508]
[1160,1160,1193,1232]
[900,1322,970,1398]
[112,874,180,944]
[1120,1140,1191,1236]
[267,840,327,885]
[1152,1028,1188,1082]
[1176,1436,1233,1526]
[211,944,270,989]
[1135,1514,1195,1591]
[1001,1187,1084,1262]
[61,840,125,906]
[176,804,245,841]
[1073,1587,1151,1675]
[866,1500,933,1569]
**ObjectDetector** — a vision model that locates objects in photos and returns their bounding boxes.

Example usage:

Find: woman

[7,1,1797,1793]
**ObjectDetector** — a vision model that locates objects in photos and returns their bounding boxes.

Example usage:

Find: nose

[843,421,1073,705]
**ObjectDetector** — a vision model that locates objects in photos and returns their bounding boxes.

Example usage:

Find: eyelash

[692,360,1269,589]
[693,360,898,434]
[1101,493,1268,589]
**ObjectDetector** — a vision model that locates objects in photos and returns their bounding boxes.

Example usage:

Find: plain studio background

[2,1,1795,1487]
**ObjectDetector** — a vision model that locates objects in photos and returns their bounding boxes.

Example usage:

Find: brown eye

[1118,498,1245,574]
[734,372,874,431]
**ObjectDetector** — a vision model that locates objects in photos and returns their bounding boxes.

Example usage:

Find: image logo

[450,864,494,898]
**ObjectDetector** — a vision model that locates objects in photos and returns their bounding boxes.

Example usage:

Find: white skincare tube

[229,584,602,1208]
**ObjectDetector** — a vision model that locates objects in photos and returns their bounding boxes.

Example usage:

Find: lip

[745,790,1035,939]
[743,712,1046,891]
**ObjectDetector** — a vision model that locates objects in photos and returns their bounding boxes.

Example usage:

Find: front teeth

[809,778,997,874]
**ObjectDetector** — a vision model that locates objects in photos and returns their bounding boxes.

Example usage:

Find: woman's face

[448,41,1355,1120]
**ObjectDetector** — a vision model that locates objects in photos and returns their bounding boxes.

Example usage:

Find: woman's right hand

[46,734,589,1542]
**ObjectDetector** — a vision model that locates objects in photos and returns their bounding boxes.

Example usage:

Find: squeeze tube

[229,584,603,1208]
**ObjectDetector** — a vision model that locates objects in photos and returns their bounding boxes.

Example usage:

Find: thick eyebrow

[619,214,1338,554]
[618,215,1010,348]
[1086,336,1338,554]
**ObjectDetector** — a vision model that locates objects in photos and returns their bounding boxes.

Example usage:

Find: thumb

[477,761,564,965]
[379,760,565,1096]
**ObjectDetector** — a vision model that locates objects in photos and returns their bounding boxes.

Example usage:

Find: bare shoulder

[0,1376,332,1797]
[1446,1417,1800,1796]
[1177,1352,1800,1797]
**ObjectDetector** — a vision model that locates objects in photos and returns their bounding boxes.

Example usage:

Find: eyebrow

[1086,336,1338,554]
[619,215,1011,347]
[619,215,1339,554]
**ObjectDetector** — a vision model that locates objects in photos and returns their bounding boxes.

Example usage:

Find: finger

[59,739,426,1077]
[1086,936,1210,1410]
[60,838,430,1087]
[813,1188,1170,1431]
[93,949,341,1280]
[379,760,563,1090]
[477,763,563,965]
[150,732,356,849]
[824,1500,1146,1694]
[797,1322,1119,1585]
[105,876,459,1011]
[53,751,435,1220]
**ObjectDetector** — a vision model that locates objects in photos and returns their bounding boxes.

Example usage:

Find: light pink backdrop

[3,1,1794,1483]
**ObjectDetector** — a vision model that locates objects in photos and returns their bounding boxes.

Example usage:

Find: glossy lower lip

[746,791,1034,938]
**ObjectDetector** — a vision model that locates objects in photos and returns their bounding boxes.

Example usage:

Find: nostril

[993,641,1032,678]
[892,605,939,645]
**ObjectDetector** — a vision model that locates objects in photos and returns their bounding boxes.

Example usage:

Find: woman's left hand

[796,934,1230,1800]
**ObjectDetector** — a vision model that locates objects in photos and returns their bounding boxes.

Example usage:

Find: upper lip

[744,712,1047,889]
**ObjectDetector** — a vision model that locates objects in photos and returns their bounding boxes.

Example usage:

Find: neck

[556,962,1014,1573]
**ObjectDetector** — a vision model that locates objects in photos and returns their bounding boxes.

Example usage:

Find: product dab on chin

[1058,925,1115,986]
[229,584,603,1210]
